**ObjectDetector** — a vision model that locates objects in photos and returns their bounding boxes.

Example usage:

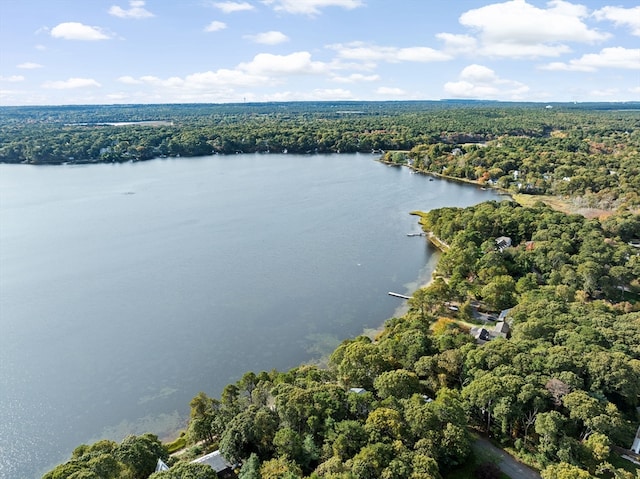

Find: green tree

[149,461,218,479]
[273,427,303,464]
[260,456,302,479]
[374,369,421,399]
[329,420,368,460]
[335,338,394,390]
[541,462,595,479]
[238,453,261,479]
[364,407,405,443]
[116,434,168,479]
[350,443,394,479]
[535,411,567,460]
[480,275,517,311]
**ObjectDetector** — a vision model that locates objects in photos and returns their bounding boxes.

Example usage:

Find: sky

[0,0,638,105]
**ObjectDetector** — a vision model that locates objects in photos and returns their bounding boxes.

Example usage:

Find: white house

[632,425,640,454]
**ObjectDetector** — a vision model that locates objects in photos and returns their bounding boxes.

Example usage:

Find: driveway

[472,437,541,479]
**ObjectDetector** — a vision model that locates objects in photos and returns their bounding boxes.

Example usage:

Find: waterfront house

[192,450,234,477]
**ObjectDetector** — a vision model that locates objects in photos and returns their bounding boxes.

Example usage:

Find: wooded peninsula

[7,101,638,479]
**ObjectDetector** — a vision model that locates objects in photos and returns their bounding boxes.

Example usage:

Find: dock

[388,292,411,300]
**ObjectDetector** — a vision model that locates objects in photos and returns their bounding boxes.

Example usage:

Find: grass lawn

[511,193,620,219]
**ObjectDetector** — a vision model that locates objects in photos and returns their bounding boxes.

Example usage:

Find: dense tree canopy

[2,102,638,208]
[38,102,639,479]
[43,202,640,479]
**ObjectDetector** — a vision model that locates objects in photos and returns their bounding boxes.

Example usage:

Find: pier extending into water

[388,292,411,300]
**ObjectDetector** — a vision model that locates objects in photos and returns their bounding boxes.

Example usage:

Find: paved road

[472,437,541,479]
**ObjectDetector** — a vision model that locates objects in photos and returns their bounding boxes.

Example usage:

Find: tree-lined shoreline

[22,102,638,479]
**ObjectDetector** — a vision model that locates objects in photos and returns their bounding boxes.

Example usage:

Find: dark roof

[472,327,490,341]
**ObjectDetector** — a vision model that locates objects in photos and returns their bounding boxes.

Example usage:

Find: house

[192,450,234,477]
[495,236,512,251]
[494,321,510,338]
[349,387,367,395]
[632,425,640,454]
[497,309,512,322]
[471,327,491,342]
[155,458,169,472]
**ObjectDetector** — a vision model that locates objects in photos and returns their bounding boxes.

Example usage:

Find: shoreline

[378,157,513,199]
[364,245,441,341]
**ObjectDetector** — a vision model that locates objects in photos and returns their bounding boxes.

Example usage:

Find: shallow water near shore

[0,153,501,478]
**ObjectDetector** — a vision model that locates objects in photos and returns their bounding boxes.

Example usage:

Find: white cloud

[106,93,130,101]
[114,51,334,102]
[436,33,477,54]
[184,70,268,88]
[205,21,227,32]
[245,31,289,45]
[42,78,102,89]
[17,62,43,69]
[0,75,25,82]
[541,47,640,72]
[444,64,529,99]
[328,42,451,64]
[118,69,269,90]
[109,1,154,19]
[456,0,610,58]
[397,47,451,62]
[331,73,379,83]
[376,86,406,96]
[213,2,255,13]
[117,75,144,84]
[459,64,498,82]
[589,88,618,97]
[238,51,329,75]
[311,88,354,99]
[594,6,640,36]
[630,86,640,94]
[262,0,363,15]
[261,88,355,102]
[50,22,111,41]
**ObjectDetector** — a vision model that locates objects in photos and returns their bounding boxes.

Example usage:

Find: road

[472,437,541,479]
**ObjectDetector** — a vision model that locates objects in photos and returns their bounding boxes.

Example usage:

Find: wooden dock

[388,292,411,300]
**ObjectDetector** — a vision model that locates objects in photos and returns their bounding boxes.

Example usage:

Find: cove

[0,153,502,478]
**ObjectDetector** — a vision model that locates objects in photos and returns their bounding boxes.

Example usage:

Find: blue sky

[0,0,638,105]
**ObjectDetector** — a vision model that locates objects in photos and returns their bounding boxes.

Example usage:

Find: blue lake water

[0,154,502,478]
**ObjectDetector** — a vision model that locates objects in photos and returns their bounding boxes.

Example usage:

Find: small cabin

[631,425,640,454]
[192,450,234,477]
[495,236,512,251]
[494,321,510,338]
[472,327,491,342]
[349,387,367,395]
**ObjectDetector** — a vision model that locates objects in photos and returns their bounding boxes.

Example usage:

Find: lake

[0,154,502,478]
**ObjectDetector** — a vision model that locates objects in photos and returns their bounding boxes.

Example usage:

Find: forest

[43,202,640,479]
[23,102,639,479]
[2,101,638,213]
